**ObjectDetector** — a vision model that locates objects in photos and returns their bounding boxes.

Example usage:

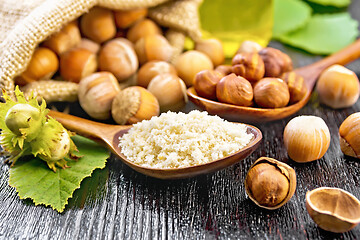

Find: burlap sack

[0,0,202,101]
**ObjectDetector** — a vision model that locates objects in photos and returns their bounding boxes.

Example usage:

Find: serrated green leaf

[8,135,109,212]
[278,13,359,55]
[307,0,350,7]
[273,0,312,38]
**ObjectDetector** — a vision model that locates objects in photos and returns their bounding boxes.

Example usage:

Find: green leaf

[307,0,350,8]
[273,0,312,38]
[8,135,109,212]
[278,13,359,55]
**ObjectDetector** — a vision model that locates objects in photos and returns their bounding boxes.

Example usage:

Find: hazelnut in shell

[137,60,177,88]
[231,52,265,82]
[259,47,293,77]
[174,50,213,87]
[281,71,307,104]
[339,112,360,158]
[16,47,59,86]
[111,86,159,125]
[316,64,360,109]
[306,187,360,233]
[253,78,290,108]
[78,72,121,120]
[60,48,97,83]
[245,157,296,210]
[99,38,139,82]
[114,8,148,29]
[134,34,173,65]
[195,38,225,67]
[147,73,188,111]
[76,38,100,54]
[43,21,81,55]
[216,73,253,107]
[80,7,116,43]
[283,115,330,163]
[194,69,223,100]
[126,19,162,43]
[237,40,263,54]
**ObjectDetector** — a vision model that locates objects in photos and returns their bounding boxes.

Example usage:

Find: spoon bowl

[49,111,262,179]
[188,39,360,123]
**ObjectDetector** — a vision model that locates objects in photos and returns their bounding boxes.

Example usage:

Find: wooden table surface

[1,3,360,240]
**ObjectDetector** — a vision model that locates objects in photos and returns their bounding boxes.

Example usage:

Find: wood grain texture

[1,3,360,239]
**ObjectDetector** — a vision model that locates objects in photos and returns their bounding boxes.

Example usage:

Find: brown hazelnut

[237,40,263,54]
[195,38,225,67]
[194,70,223,100]
[174,50,213,87]
[76,38,100,54]
[253,78,290,108]
[114,8,148,29]
[99,38,139,82]
[137,60,177,88]
[15,47,58,86]
[78,72,121,120]
[147,73,187,111]
[111,86,159,125]
[134,34,173,65]
[216,73,253,107]
[80,7,116,43]
[339,112,360,158]
[281,71,307,104]
[59,48,97,83]
[259,47,293,77]
[245,157,296,210]
[126,19,162,43]
[231,52,265,82]
[215,65,233,77]
[43,21,81,55]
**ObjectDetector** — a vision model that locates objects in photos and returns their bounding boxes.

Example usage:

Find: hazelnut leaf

[278,13,359,55]
[307,0,350,7]
[8,135,109,213]
[273,0,312,38]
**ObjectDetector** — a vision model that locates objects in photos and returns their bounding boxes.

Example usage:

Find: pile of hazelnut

[16,6,224,125]
[194,40,308,108]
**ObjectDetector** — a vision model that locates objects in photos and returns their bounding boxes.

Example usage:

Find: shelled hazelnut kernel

[43,21,81,55]
[80,7,116,43]
[194,70,223,100]
[78,72,121,120]
[99,38,138,82]
[15,47,59,86]
[316,65,360,109]
[253,78,290,108]
[195,38,225,67]
[126,19,162,43]
[231,52,265,82]
[76,38,100,54]
[147,73,187,111]
[283,115,330,163]
[215,65,233,77]
[216,73,253,107]
[237,40,263,54]
[259,47,293,77]
[339,112,360,158]
[111,86,159,125]
[60,48,97,83]
[281,71,307,104]
[137,60,177,88]
[114,8,148,29]
[174,50,213,87]
[134,34,173,65]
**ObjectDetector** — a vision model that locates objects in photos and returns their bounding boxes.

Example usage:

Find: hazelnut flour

[119,110,253,169]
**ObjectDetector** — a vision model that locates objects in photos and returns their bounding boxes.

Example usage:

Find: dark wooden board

[1,2,360,239]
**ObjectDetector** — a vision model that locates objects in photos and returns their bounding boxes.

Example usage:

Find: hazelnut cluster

[15,6,226,125]
[194,41,308,109]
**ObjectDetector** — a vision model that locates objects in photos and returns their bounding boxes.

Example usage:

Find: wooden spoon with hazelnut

[48,110,262,179]
[188,39,360,122]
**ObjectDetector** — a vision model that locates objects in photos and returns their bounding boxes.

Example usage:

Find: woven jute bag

[0,0,202,102]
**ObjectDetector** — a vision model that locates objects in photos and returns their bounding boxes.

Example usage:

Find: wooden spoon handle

[296,38,360,88]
